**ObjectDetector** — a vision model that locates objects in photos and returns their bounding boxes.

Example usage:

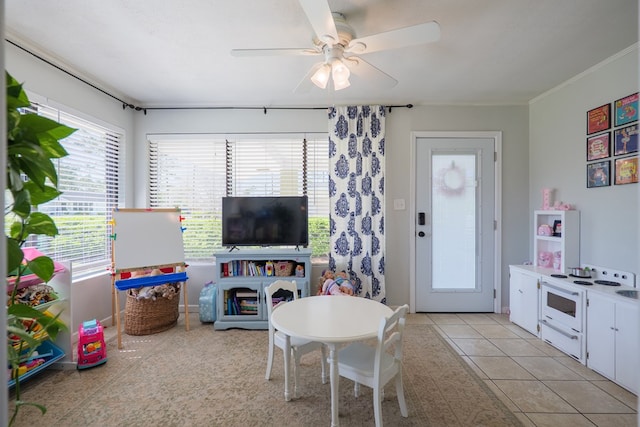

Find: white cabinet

[586,292,638,394]
[509,266,540,336]
[533,210,579,273]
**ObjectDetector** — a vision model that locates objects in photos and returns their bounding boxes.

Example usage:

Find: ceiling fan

[230,0,441,92]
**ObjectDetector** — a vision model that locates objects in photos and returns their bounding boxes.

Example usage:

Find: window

[148,134,329,260]
[7,101,124,276]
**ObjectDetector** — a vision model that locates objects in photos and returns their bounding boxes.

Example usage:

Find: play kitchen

[510,208,638,394]
[539,264,636,364]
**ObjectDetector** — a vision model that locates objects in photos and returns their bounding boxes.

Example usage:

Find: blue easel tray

[114,271,188,291]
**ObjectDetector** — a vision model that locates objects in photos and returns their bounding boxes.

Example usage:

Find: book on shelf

[235,290,257,298]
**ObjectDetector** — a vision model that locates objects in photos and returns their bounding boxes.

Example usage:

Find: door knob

[418,231,425,237]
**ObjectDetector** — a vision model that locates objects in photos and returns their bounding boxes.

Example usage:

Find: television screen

[222,196,308,247]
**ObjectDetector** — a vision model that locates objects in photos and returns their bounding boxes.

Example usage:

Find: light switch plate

[393,199,406,210]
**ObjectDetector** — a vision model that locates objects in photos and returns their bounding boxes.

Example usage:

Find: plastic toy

[77,319,107,370]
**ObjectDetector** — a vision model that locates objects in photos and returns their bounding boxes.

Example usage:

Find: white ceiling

[5,0,639,108]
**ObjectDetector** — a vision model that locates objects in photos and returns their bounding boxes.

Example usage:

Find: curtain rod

[6,39,414,115]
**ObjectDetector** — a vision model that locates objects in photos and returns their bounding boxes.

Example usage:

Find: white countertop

[510,264,638,303]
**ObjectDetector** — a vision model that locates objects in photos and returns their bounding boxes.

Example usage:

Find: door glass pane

[431,153,476,290]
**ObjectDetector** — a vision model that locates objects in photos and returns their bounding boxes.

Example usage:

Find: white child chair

[264,280,327,397]
[331,304,409,427]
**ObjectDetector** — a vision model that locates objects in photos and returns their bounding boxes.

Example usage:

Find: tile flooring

[406,312,638,427]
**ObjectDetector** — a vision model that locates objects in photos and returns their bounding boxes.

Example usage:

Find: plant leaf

[24,212,59,237]
[6,239,24,274]
[14,401,48,416]
[10,189,31,218]
[9,221,25,241]
[27,256,55,283]
[23,181,61,206]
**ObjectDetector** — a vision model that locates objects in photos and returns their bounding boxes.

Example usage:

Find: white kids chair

[264,280,327,397]
[331,304,409,427]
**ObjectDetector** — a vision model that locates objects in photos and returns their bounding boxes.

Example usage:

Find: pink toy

[77,319,107,370]
[537,251,553,268]
[537,224,553,236]
[541,188,554,210]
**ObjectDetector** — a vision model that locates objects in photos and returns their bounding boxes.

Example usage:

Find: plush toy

[318,270,354,296]
[537,251,553,268]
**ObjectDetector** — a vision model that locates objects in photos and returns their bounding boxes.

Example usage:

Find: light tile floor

[406,312,638,427]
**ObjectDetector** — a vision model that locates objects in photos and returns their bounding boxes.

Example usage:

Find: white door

[415,136,496,312]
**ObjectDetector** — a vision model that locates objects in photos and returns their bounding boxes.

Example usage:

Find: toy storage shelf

[213,248,311,330]
[7,264,73,387]
[7,340,65,388]
[533,210,580,274]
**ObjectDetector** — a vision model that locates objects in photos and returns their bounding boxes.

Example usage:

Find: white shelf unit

[213,248,311,330]
[533,210,579,274]
[7,263,74,387]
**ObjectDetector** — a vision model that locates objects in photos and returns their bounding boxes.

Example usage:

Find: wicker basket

[274,261,294,277]
[124,291,179,336]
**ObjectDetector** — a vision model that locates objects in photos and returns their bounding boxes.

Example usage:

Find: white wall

[134,105,530,309]
[529,45,639,274]
[6,39,534,314]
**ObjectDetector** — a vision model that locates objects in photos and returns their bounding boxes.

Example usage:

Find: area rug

[8,314,522,426]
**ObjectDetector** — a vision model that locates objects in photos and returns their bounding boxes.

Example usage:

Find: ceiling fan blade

[347,21,441,54]
[298,0,339,44]
[294,62,323,94]
[231,48,320,57]
[345,57,398,88]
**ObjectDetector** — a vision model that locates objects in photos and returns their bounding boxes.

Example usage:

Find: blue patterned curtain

[328,105,386,303]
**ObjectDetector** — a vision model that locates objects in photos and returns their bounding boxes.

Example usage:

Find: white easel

[110,208,189,349]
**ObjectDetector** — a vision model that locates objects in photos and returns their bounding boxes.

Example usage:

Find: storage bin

[199,282,217,323]
[124,289,179,335]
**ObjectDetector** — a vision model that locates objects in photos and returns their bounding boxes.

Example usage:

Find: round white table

[270,295,393,427]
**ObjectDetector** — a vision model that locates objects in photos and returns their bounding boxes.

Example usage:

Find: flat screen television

[222,196,308,248]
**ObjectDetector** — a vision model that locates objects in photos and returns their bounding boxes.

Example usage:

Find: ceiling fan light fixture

[331,59,351,90]
[311,63,331,89]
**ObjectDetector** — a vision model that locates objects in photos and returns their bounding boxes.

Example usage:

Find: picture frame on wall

[614,156,638,185]
[613,123,638,156]
[587,103,611,135]
[586,132,610,160]
[586,160,611,188]
[614,92,639,127]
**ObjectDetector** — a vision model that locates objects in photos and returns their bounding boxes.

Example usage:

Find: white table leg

[329,343,339,427]
[283,334,291,402]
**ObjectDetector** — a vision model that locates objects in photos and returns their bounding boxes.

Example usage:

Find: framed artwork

[614,92,639,127]
[586,132,610,160]
[586,160,610,188]
[587,103,611,135]
[614,156,638,185]
[613,123,638,156]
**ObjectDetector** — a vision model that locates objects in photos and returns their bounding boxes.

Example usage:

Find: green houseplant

[5,71,75,425]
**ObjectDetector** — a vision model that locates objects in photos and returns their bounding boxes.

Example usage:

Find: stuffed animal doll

[318,270,354,296]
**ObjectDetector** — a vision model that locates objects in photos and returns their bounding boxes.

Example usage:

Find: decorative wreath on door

[435,162,466,196]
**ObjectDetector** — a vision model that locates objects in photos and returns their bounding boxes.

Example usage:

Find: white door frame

[409,131,503,313]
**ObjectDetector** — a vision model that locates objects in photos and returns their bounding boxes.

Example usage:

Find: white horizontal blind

[149,138,226,260]
[149,134,329,259]
[303,136,330,258]
[19,103,123,275]
[226,137,304,196]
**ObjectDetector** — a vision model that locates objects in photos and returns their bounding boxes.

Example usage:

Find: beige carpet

[8,314,522,426]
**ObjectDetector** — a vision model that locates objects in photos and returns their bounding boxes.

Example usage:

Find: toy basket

[124,290,179,336]
[274,261,294,277]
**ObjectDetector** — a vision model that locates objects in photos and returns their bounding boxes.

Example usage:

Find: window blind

[16,103,123,275]
[149,134,329,259]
